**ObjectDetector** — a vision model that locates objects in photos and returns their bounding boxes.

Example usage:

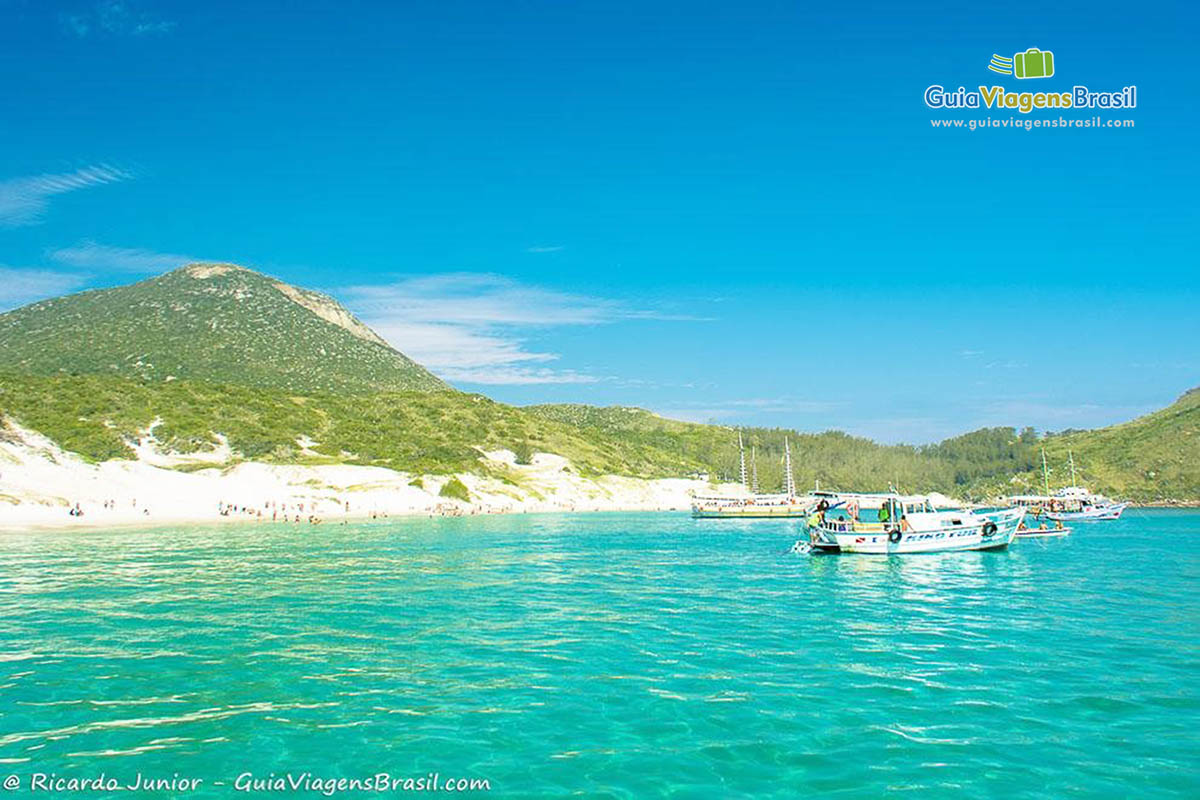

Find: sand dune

[0,423,721,531]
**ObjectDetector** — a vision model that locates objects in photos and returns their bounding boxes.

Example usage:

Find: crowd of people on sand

[222,499,345,525]
[70,498,152,518]
[224,498,535,522]
[61,490,609,522]
[63,496,343,524]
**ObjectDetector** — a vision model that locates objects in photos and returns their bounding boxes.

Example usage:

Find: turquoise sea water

[1,510,1197,798]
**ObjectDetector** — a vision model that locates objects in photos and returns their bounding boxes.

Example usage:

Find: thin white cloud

[438,366,600,385]
[346,273,629,326]
[49,240,197,272]
[980,399,1146,426]
[367,320,557,370]
[341,272,682,385]
[526,245,564,253]
[61,1,176,38]
[0,267,91,312]
[61,14,91,37]
[652,397,839,425]
[721,398,840,412]
[0,165,131,227]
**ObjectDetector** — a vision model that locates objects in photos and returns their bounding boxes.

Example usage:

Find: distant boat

[1008,449,1128,522]
[691,435,811,518]
[800,491,1024,554]
[1045,494,1127,521]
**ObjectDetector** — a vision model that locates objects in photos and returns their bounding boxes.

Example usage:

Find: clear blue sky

[1,0,1196,442]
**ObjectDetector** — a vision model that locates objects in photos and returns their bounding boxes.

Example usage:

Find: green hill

[0,373,717,478]
[1037,389,1200,502]
[0,263,446,394]
[6,374,1193,501]
[525,403,951,492]
[0,266,1195,501]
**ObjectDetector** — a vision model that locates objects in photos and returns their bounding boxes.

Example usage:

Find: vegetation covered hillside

[0,374,1196,501]
[0,266,1194,501]
[0,263,446,394]
[525,404,953,492]
[0,374,709,478]
[1038,388,1200,502]
[0,374,961,490]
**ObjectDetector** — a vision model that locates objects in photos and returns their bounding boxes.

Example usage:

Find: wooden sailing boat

[1008,447,1126,523]
[690,434,811,518]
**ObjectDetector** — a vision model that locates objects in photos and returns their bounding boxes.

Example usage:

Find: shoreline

[0,424,714,534]
[0,504,700,535]
[5,423,1194,534]
[6,502,1195,536]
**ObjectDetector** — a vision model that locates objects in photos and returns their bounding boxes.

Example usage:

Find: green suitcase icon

[1014,48,1054,79]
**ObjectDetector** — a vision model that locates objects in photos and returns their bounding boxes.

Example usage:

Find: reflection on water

[0,511,1198,797]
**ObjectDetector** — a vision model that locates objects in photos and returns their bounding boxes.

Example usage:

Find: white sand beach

[0,422,726,531]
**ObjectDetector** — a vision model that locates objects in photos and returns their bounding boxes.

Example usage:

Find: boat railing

[692,497,808,508]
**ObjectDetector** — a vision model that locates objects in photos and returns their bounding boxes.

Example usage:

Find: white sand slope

[0,424,724,531]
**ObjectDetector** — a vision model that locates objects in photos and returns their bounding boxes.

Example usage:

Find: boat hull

[809,509,1023,555]
[692,505,809,519]
[1016,527,1071,539]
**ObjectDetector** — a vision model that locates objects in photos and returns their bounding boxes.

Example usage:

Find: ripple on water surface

[0,511,1198,798]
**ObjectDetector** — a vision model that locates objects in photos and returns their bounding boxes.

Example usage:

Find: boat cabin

[812,492,967,533]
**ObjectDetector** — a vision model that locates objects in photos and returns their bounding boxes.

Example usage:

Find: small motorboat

[1015,524,1072,539]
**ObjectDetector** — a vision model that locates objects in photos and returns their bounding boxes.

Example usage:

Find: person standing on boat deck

[806,505,825,529]
[879,501,891,525]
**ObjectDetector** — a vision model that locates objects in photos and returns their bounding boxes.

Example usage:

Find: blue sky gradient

[1,0,1196,441]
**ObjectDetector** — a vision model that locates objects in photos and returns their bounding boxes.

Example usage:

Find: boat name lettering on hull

[848,529,979,545]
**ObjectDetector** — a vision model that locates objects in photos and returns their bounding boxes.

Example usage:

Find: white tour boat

[800,492,1024,554]
[1008,450,1128,522]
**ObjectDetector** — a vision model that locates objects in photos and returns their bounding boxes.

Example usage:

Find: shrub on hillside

[439,477,470,502]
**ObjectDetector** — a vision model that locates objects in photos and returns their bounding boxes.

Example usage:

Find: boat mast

[737,431,748,491]
[783,437,796,498]
[1068,449,1077,486]
[1041,447,1050,496]
[751,446,759,493]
